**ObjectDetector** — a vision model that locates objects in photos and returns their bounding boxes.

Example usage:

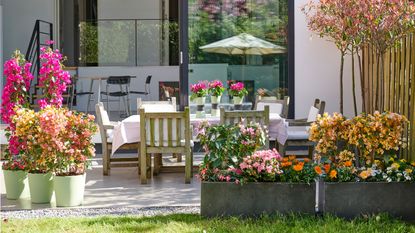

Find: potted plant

[256,88,277,101]
[14,107,56,204]
[228,82,248,110]
[197,121,317,217]
[208,80,225,116]
[1,50,33,200]
[309,112,415,220]
[190,80,208,118]
[53,109,97,207]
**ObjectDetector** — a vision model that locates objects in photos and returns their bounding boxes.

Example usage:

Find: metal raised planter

[201,182,316,217]
[321,182,415,221]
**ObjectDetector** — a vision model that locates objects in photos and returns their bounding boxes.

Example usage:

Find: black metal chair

[101,76,132,117]
[130,75,152,101]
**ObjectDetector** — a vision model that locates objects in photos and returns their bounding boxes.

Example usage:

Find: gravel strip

[1,206,200,219]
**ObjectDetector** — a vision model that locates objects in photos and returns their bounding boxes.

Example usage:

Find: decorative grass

[2,213,414,233]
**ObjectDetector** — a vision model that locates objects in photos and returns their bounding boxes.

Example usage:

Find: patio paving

[1,153,202,211]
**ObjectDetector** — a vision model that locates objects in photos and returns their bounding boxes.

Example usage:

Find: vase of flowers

[1,50,34,200]
[209,80,225,116]
[53,110,97,207]
[229,82,248,110]
[190,81,208,118]
[256,88,278,101]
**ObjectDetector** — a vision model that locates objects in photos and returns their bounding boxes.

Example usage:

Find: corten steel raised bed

[201,182,316,217]
[321,182,415,221]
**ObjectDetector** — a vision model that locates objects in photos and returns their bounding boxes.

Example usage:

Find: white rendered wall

[2,0,55,59]
[294,0,362,118]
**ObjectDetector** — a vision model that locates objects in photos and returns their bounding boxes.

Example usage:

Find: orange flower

[411,161,415,167]
[329,169,337,179]
[303,158,311,163]
[324,163,331,173]
[293,162,304,172]
[344,160,353,167]
[314,166,322,175]
[359,170,370,180]
[289,155,296,161]
[281,161,292,167]
[282,157,289,162]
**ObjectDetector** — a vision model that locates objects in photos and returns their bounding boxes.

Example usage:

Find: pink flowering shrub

[239,149,282,182]
[1,51,33,171]
[12,106,97,175]
[190,80,208,100]
[38,41,71,108]
[208,80,225,97]
[197,120,267,182]
[228,82,248,98]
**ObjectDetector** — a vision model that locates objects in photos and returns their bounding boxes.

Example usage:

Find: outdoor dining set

[95,96,326,185]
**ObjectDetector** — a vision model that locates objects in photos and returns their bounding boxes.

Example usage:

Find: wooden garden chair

[220,106,270,149]
[95,102,139,176]
[278,99,326,158]
[255,96,290,118]
[139,107,193,184]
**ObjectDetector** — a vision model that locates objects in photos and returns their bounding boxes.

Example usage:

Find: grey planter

[201,182,315,217]
[322,182,415,220]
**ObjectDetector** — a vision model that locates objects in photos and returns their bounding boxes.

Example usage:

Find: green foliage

[2,213,414,233]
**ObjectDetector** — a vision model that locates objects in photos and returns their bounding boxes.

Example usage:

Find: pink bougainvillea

[38,42,71,108]
[1,50,33,124]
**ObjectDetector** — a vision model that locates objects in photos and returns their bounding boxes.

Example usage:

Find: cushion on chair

[256,102,283,115]
[307,106,319,122]
[287,126,310,140]
[106,129,114,143]
[141,104,176,113]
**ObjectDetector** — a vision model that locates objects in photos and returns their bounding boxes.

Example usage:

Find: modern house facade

[0,0,362,118]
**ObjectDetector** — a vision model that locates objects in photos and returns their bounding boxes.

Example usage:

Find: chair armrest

[288,119,312,126]
[103,121,119,130]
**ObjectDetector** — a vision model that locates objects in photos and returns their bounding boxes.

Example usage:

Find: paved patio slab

[1,154,201,211]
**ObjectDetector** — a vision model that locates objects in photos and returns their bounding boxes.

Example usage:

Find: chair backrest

[255,96,290,118]
[107,76,131,85]
[137,97,176,113]
[307,99,326,122]
[95,102,111,143]
[140,107,191,148]
[220,106,270,148]
[145,75,152,94]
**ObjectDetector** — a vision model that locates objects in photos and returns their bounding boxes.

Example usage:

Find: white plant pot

[233,96,244,105]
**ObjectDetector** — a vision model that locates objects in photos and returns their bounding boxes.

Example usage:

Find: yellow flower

[391,162,400,170]
[359,170,370,180]
[329,170,337,179]
[405,169,413,174]
[411,161,415,167]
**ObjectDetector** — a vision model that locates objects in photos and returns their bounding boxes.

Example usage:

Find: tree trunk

[357,49,365,112]
[379,53,385,112]
[351,46,358,116]
[375,53,381,111]
[340,52,345,114]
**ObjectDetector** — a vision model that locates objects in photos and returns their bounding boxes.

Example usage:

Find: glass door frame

[178,0,295,118]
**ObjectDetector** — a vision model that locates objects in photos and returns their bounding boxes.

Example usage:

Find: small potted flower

[1,50,33,200]
[208,80,225,116]
[190,80,208,118]
[256,88,277,101]
[228,82,248,109]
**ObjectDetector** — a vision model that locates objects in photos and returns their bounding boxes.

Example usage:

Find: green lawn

[2,214,414,233]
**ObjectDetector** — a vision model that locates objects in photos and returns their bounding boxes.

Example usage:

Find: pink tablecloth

[111,114,288,155]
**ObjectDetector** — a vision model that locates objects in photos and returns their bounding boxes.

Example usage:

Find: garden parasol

[199,33,286,59]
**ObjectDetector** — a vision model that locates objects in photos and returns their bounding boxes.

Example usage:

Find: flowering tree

[303,0,415,114]
[302,0,359,114]
[38,41,71,108]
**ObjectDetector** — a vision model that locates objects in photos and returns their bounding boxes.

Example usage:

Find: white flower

[397,173,402,177]
[387,177,392,182]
